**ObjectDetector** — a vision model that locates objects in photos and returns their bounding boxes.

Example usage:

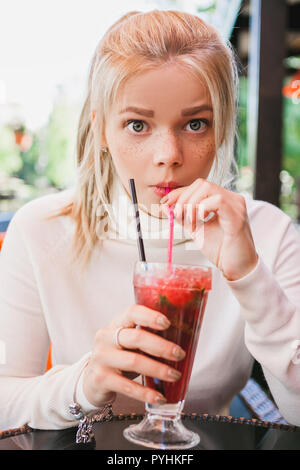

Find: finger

[160,178,208,206]
[161,184,198,224]
[166,180,211,225]
[160,184,197,222]
[117,327,186,362]
[100,349,182,383]
[197,193,237,219]
[187,194,232,245]
[184,189,216,230]
[102,371,167,405]
[175,178,213,211]
[173,183,198,209]
[173,185,199,224]
[159,185,186,204]
[110,304,171,331]
[185,204,204,233]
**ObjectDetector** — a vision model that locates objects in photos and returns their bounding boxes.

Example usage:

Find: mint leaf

[158,293,172,308]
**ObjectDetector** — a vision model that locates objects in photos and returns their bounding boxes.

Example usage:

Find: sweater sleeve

[226,220,300,426]
[0,212,98,431]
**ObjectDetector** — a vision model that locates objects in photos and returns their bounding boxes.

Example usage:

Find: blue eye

[186,119,207,132]
[126,120,146,133]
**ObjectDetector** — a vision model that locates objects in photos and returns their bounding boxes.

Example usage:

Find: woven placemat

[115,412,299,431]
[1,413,298,440]
[0,424,33,440]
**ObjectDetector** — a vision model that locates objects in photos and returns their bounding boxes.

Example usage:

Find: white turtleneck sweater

[1,179,300,431]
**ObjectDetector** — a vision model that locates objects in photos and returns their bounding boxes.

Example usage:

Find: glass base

[123,404,200,450]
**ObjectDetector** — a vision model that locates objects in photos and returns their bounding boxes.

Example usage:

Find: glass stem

[145,400,185,419]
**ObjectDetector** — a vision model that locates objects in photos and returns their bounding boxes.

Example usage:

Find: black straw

[129,179,147,263]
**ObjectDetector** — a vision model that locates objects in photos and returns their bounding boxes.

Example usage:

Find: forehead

[114,63,212,112]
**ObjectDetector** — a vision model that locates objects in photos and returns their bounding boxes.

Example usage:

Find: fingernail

[157,315,171,328]
[155,394,167,405]
[168,369,182,380]
[173,346,186,360]
[160,195,169,204]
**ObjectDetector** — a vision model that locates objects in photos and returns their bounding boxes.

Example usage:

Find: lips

[151,182,182,198]
[152,181,182,189]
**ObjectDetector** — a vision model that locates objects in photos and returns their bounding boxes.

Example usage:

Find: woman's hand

[160,178,258,281]
[82,305,185,408]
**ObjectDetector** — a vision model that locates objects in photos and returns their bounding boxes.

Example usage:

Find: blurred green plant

[235,74,300,220]
[197,0,216,13]
[280,87,300,221]
[41,94,77,188]
[14,133,41,185]
[282,94,300,177]
[0,88,77,193]
[0,126,23,174]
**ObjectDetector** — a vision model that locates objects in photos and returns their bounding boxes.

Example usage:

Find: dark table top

[0,414,300,451]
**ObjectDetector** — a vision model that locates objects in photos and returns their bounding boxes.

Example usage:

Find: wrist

[222,252,259,282]
[69,360,114,444]
[82,362,116,408]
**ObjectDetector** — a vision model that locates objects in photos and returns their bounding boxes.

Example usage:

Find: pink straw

[165,188,174,266]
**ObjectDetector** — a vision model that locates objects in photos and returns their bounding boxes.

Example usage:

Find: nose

[152,130,183,167]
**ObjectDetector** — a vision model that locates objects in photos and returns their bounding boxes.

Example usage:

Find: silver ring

[113,326,126,349]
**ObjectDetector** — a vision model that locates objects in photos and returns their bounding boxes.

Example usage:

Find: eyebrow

[120,106,154,117]
[181,105,213,116]
[119,104,213,117]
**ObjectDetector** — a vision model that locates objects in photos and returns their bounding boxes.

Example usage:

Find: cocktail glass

[123,261,212,449]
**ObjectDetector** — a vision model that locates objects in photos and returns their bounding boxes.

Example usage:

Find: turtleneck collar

[107,177,193,249]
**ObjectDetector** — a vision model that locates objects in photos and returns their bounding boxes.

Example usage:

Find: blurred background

[0,0,300,224]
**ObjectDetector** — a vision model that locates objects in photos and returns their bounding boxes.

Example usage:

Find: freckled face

[102,63,216,215]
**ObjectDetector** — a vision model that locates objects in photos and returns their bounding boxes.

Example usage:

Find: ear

[91,110,108,147]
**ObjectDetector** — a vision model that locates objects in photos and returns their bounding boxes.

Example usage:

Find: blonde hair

[53,9,240,268]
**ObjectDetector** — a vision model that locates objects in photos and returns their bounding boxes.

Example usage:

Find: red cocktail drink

[134,263,211,405]
[124,262,212,449]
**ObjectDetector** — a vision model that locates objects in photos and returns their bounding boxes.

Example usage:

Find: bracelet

[69,402,113,444]
[68,361,113,444]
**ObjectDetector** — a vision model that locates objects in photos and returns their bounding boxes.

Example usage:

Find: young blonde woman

[1,10,300,436]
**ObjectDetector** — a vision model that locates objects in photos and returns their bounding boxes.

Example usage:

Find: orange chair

[0,232,5,251]
[46,344,52,371]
